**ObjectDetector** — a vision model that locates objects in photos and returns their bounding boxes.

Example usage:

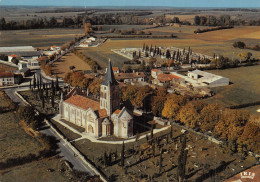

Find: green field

[204,65,260,115]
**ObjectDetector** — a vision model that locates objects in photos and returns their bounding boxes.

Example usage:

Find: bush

[233,41,246,49]
[17,106,35,124]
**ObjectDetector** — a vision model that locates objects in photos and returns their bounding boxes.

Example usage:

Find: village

[0,5,260,182]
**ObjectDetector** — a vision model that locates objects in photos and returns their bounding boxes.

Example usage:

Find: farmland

[0,28,84,48]
[204,65,260,115]
[79,26,260,68]
[51,53,92,78]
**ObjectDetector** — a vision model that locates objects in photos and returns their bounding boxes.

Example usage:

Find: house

[112,67,120,74]
[114,72,146,84]
[8,55,19,62]
[79,43,89,47]
[0,72,22,86]
[50,46,61,51]
[15,68,30,77]
[59,60,134,138]
[151,69,163,79]
[88,37,96,41]
[153,73,181,87]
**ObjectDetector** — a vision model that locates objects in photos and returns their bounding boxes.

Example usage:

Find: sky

[0,0,260,8]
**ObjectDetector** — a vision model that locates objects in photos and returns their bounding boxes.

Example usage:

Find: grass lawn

[49,119,81,142]
[0,111,43,163]
[0,156,71,182]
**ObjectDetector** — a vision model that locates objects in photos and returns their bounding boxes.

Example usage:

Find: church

[59,60,134,138]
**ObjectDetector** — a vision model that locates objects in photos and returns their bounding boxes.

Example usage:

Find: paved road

[41,127,95,174]
[4,87,27,106]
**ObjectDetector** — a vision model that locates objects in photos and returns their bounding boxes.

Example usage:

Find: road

[2,71,96,175]
[41,127,95,174]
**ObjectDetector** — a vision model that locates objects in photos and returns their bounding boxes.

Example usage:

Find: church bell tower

[100,59,120,116]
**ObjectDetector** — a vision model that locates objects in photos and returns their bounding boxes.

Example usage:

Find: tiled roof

[113,109,121,115]
[157,74,180,82]
[152,69,160,72]
[84,74,94,79]
[9,54,19,57]
[0,72,14,78]
[112,67,119,71]
[115,72,145,80]
[65,95,108,118]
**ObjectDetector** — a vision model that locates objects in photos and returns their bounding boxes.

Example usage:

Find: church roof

[102,60,118,86]
[64,95,107,118]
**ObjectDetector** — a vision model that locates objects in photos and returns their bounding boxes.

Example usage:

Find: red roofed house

[59,60,133,138]
[112,67,120,74]
[151,69,163,79]
[153,73,181,87]
[8,54,19,62]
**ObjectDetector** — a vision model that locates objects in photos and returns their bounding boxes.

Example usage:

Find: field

[203,65,260,115]
[78,47,130,69]
[77,26,259,68]
[51,53,92,78]
[0,111,43,163]
[0,28,84,48]
[0,92,43,163]
[0,156,71,182]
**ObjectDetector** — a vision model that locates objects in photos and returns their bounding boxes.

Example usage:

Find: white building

[60,60,134,138]
[171,70,229,88]
[0,72,22,86]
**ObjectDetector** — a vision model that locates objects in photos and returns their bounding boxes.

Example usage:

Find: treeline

[194,26,233,34]
[233,41,260,51]
[64,71,102,97]
[121,86,260,154]
[100,34,176,39]
[199,54,259,70]
[0,13,184,30]
[0,16,83,30]
[72,49,100,72]
[194,14,260,26]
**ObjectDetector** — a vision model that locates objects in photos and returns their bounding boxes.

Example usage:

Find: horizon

[0,0,260,8]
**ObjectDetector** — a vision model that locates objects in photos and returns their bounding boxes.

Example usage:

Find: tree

[162,94,186,120]
[238,116,260,153]
[121,141,125,167]
[55,75,59,91]
[0,17,6,30]
[166,49,171,59]
[69,65,75,71]
[179,103,200,128]
[17,106,35,124]
[151,96,166,116]
[233,41,246,49]
[177,134,188,182]
[159,147,163,174]
[194,16,200,25]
